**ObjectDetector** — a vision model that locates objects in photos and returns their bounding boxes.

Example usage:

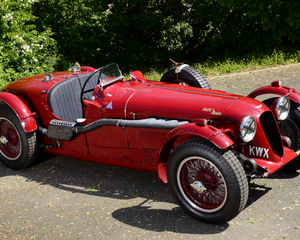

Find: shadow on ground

[1,154,299,234]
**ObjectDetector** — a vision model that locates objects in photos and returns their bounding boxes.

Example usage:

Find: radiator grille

[260,111,283,157]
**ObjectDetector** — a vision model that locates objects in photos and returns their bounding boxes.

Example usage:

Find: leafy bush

[0,0,58,86]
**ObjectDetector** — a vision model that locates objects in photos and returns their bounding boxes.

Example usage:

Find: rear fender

[248,83,300,103]
[0,92,37,132]
[157,123,234,184]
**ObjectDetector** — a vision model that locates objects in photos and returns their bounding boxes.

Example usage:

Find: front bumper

[252,146,299,175]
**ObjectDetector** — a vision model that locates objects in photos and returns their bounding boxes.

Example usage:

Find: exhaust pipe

[73,118,189,134]
[41,118,189,141]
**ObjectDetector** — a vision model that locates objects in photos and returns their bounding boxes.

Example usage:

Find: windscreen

[99,62,123,80]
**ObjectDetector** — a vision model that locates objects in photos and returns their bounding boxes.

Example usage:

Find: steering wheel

[80,69,101,108]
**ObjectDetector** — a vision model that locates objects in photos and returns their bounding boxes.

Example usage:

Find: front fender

[248,84,300,103]
[0,92,37,132]
[157,123,234,184]
[161,123,234,151]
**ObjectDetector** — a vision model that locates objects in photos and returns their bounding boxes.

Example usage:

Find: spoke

[203,190,224,208]
[0,120,9,135]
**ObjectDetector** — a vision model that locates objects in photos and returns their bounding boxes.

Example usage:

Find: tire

[263,98,300,172]
[161,66,212,89]
[167,138,248,224]
[0,104,38,170]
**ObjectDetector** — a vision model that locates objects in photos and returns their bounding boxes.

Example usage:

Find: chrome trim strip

[124,91,139,119]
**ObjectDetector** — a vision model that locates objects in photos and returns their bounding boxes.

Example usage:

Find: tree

[33,0,106,70]
[189,0,300,59]
[34,0,192,71]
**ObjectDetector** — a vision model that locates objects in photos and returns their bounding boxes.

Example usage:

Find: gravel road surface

[1,64,300,239]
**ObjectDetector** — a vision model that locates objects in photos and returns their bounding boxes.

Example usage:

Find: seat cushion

[47,76,83,121]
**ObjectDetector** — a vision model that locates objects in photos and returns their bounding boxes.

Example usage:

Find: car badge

[202,107,222,115]
[106,102,113,109]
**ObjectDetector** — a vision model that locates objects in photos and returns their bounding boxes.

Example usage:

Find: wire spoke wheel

[0,117,22,160]
[0,104,37,170]
[177,157,227,213]
[278,118,299,149]
[168,138,248,224]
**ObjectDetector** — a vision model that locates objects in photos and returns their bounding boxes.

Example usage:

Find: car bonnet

[124,84,242,122]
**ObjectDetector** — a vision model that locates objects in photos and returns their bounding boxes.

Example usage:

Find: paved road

[1,64,300,239]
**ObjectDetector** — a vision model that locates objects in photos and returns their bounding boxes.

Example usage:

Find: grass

[1,49,300,88]
[142,49,300,81]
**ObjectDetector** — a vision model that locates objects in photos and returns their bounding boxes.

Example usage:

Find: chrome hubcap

[190,181,207,193]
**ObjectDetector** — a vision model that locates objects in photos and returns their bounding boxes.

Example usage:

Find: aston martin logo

[202,107,222,115]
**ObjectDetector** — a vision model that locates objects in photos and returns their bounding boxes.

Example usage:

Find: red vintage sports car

[0,63,298,224]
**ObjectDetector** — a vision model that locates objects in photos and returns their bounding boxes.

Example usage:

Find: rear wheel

[0,104,37,170]
[167,138,248,224]
[161,66,211,89]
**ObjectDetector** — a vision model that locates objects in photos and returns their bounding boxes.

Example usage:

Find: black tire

[161,66,212,89]
[0,104,38,170]
[263,98,300,172]
[167,138,248,224]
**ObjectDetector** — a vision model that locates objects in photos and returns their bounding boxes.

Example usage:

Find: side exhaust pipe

[39,118,189,141]
[73,118,189,134]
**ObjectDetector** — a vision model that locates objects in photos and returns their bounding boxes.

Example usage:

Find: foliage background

[0,0,58,83]
[1,0,300,84]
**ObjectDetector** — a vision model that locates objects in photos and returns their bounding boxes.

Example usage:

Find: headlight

[239,116,256,142]
[273,97,290,121]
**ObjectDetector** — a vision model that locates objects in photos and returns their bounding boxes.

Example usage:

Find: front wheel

[167,138,248,224]
[0,104,37,170]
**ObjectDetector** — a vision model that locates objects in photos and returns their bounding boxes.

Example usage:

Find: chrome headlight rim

[239,116,257,143]
[274,96,290,121]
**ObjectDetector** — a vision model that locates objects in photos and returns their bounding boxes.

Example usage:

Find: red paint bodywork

[0,69,298,181]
